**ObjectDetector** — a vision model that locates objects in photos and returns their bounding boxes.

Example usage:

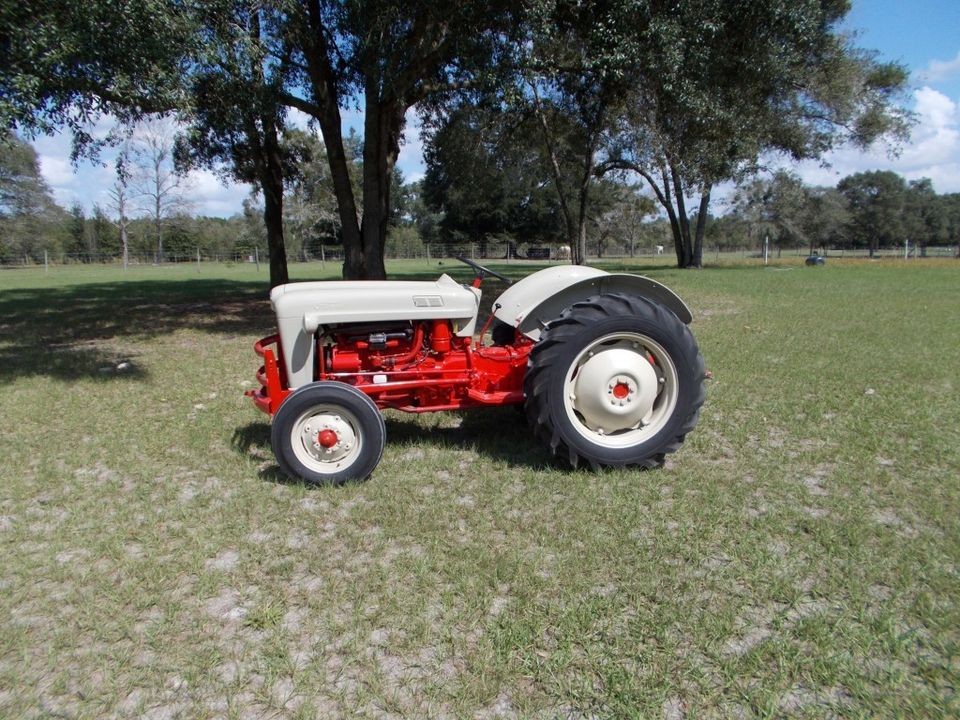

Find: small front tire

[271,382,386,485]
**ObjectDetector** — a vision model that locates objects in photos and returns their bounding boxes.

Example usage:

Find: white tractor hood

[270,274,481,388]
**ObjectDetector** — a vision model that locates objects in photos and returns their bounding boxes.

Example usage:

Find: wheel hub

[317,429,338,448]
[571,346,659,434]
[300,414,356,464]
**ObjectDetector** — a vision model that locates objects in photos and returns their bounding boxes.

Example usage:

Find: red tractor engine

[318,319,532,412]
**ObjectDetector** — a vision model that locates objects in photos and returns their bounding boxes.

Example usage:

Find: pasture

[0,257,957,718]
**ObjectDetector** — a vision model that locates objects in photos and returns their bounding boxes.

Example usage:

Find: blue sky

[32,0,960,217]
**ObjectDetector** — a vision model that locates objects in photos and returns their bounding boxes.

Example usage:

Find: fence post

[197,247,201,272]
[45,250,49,273]
[255,247,260,271]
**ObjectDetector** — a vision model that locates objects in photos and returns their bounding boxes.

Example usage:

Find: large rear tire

[271,382,386,485]
[524,293,705,469]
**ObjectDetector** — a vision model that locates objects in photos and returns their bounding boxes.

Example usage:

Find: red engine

[251,318,533,415]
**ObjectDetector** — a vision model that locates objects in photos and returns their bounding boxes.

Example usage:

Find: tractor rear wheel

[524,293,705,469]
[271,382,386,484]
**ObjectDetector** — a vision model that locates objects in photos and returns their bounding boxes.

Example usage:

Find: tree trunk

[261,115,289,288]
[358,85,404,281]
[670,166,694,267]
[575,139,597,266]
[301,1,363,278]
[244,8,289,288]
[633,164,684,265]
[155,194,163,263]
[691,188,711,268]
[530,83,580,264]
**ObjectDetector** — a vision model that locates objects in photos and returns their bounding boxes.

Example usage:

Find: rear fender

[492,266,692,342]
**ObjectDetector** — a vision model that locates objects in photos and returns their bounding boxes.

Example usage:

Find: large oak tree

[596,0,911,267]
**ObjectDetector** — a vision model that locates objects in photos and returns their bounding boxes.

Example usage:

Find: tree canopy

[1,0,916,276]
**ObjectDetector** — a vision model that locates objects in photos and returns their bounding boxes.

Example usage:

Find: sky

[30,0,960,218]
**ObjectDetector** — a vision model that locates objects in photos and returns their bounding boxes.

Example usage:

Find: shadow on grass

[0,279,274,383]
[386,408,555,469]
[231,405,554,484]
[230,421,300,486]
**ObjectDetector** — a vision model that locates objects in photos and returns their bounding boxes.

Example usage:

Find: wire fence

[2,242,958,269]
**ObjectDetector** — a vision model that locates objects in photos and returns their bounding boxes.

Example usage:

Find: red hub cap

[317,429,338,448]
[612,382,631,399]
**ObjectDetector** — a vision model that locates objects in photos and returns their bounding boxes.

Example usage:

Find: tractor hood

[271,274,480,333]
[270,275,481,388]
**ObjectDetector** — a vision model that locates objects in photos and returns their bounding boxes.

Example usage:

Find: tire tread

[524,293,705,470]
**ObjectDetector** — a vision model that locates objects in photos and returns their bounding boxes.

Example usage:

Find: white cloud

[786,86,960,193]
[30,121,252,218]
[37,155,75,187]
[184,168,252,217]
[285,107,314,131]
[396,106,426,183]
[917,51,960,84]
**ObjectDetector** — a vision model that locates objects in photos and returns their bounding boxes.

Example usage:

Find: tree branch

[278,91,322,118]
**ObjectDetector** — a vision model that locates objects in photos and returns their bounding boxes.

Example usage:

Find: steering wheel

[454,255,513,285]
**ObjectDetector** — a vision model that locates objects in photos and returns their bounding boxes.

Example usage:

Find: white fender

[492,265,692,341]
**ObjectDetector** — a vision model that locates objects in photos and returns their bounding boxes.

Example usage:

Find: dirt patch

[206,549,240,571]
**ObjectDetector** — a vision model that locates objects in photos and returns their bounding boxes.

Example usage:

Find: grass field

[1,257,958,718]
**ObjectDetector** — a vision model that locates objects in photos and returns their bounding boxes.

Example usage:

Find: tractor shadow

[385,408,555,469]
[231,406,555,485]
[230,421,298,486]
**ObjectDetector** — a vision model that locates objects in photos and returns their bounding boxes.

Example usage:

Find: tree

[176,0,294,286]
[802,187,849,254]
[131,120,192,262]
[3,1,298,286]
[903,178,945,256]
[942,193,960,253]
[423,104,562,253]
[598,0,910,267]
[281,0,520,279]
[89,204,117,257]
[2,1,911,277]
[107,147,135,268]
[282,129,354,262]
[837,170,907,256]
[66,202,87,259]
[589,186,656,258]
[732,171,809,252]
[491,0,655,265]
[0,2,189,156]
[525,78,607,265]
[237,194,267,258]
[0,132,66,261]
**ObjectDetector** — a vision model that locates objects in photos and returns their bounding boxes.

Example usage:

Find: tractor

[248,257,705,484]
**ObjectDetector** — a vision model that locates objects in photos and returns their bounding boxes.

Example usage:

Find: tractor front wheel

[524,294,705,469]
[271,382,386,485]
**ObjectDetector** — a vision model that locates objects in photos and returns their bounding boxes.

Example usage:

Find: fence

[2,243,958,269]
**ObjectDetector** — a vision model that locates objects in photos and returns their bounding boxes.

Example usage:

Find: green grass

[1,256,958,718]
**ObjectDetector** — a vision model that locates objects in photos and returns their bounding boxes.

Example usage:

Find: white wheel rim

[290,405,363,475]
[562,332,679,449]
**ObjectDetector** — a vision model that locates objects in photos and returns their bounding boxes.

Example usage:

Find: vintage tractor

[248,258,705,484]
